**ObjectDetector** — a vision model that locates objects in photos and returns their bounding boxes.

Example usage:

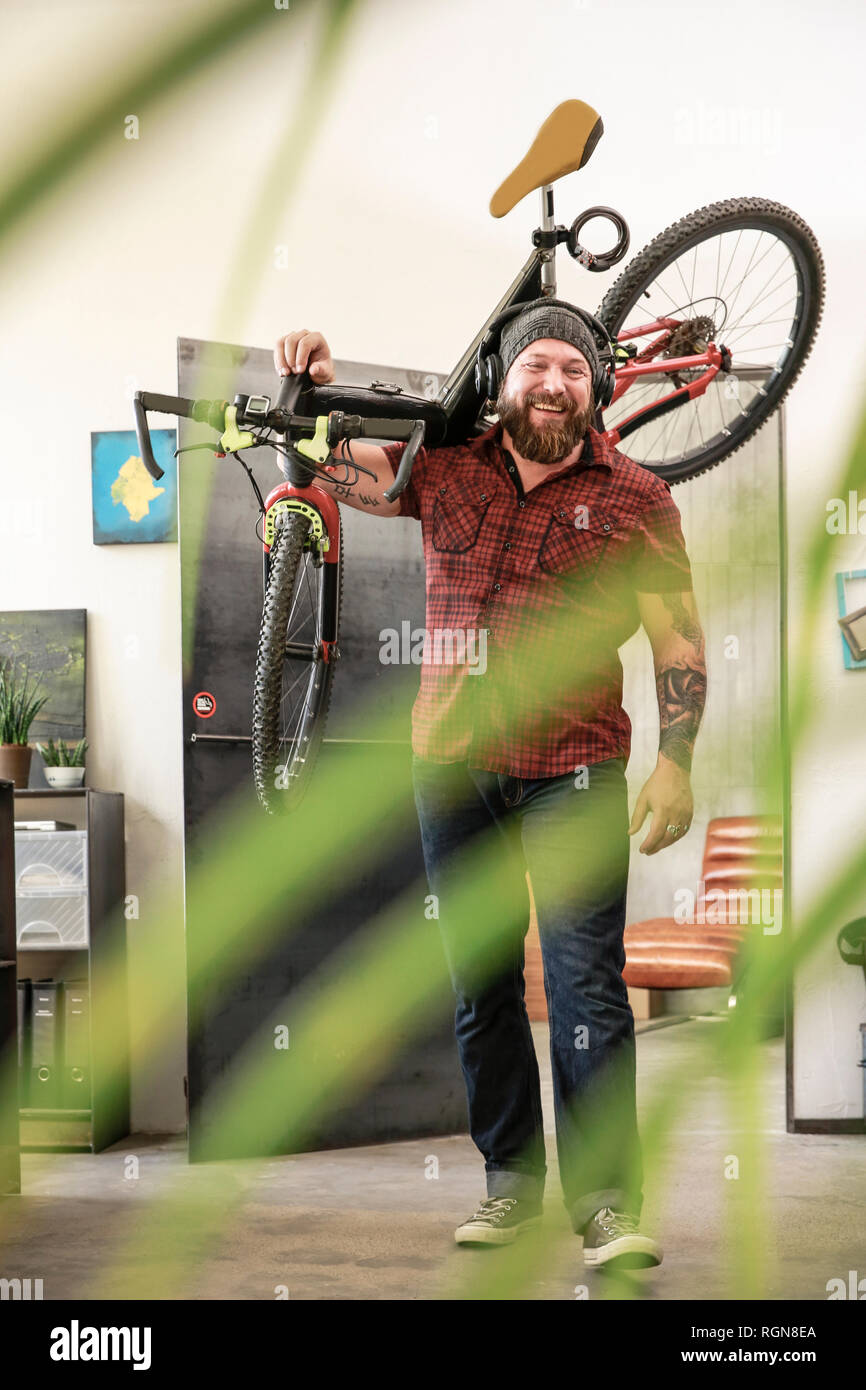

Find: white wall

[1,0,863,1129]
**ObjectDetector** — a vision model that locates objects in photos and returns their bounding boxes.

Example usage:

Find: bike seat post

[539,183,557,296]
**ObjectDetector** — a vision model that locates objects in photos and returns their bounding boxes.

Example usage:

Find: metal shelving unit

[0,781,20,1193]
[7,787,128,1154]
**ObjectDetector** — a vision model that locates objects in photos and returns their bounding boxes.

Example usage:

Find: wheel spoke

[692,395,707,454]
[677,405,699,462]
[722,236,789,330]
[723,267,797,342]
[641,410,677,464]
[716,228,745,306]
[671,253,696,312]
[722,312,798,339]
[625,275,680,322]
[720,232,780,328]
[712,378,727,440]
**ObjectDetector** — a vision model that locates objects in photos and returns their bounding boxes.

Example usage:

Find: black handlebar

[134,390,229,480]
[383,420,425,502]
[133,370,436,497]
[133,393,166,480]
[274,368,309,415]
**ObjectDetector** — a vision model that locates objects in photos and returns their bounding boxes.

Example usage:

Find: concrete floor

[2,1017,863,1301]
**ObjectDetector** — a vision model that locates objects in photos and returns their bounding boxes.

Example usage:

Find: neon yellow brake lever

[295,415,331,464]
[220,404,255,452]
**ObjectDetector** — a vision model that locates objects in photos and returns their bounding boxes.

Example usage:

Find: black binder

[17,977,30,1077]
[29,979,61,1108]
[61,979,90,1109]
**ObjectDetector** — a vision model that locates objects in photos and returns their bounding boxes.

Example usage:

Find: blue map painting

[91,428,178,544]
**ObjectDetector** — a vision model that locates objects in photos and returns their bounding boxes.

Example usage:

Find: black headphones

[474,296,616,409]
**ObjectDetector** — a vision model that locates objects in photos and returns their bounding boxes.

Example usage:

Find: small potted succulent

[35,737,89,789]
[0,656,50,788]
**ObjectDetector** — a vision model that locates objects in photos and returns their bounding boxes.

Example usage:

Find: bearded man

[274,300,706,1271]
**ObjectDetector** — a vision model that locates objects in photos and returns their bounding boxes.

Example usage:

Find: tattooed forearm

[656,662,707,772]
[638,589,707,771]
[297,441,401,516]
[662,592,703,649]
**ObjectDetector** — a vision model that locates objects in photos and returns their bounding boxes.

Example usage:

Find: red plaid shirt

[381,421,693,777]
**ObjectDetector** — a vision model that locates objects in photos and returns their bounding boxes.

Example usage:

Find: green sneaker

[582,1207,662,1269]
[454,1196,542,1247]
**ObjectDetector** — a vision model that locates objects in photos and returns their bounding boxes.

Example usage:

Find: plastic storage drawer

[14,830,89,949]
[16,895,89,949]
[14,830,88,896]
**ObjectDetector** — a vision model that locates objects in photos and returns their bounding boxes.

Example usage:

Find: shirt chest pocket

[430,481,498,553]
[537,507,628,582]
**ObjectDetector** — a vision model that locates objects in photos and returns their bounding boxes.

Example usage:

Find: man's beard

[495,385,595,465]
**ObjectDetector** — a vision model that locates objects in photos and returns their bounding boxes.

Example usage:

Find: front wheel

[252,509,341,815]
[596,197,825,483]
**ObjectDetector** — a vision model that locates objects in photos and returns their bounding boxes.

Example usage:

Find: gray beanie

[499,301,600,384]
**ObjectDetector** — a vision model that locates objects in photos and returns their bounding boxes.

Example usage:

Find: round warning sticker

[192,691,216,719]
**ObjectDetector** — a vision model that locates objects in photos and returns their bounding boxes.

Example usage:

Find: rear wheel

[596,197,825,483]
[252,509,341,815]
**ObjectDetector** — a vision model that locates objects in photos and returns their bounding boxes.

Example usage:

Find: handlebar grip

[383,420,426,502]
[133,392,164,480]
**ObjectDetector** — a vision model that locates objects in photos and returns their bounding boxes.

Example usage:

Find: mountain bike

[133,99,824,815]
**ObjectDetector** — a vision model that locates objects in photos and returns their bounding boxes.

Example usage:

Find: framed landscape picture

[0,609,86,787]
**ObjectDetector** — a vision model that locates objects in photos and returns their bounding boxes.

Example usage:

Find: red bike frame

[601,317,728,448]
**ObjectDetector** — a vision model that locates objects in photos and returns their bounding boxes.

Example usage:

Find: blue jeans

[411,752,643,1234]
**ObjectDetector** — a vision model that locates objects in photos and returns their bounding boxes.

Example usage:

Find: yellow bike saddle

[489,99,603,219]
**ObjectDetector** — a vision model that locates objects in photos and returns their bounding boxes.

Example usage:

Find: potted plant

[0,656,50,788]
[35,737,89,789]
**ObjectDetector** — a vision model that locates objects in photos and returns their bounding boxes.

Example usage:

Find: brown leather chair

[623,815,782,992]
[523,816,781,1019]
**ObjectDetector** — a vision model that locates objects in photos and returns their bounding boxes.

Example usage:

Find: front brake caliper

[264,498,330,556]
